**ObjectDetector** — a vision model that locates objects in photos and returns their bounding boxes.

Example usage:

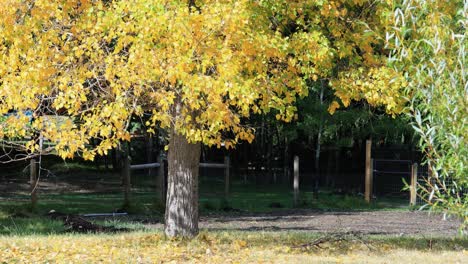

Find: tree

[254,0,411,191]
[1,0,420,238]
[0,0,326,237]
[257,0,408,117]
[388,0,467,228]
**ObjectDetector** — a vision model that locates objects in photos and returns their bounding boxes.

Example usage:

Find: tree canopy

[4,0,451,237]
[1,0,313,160]
[0,0,410,159]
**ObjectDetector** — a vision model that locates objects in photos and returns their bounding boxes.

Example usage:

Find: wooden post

[365,140,372,203]
[293,155,299,207]
[224,156,230,199]
[123,156,131,207]
[157,154,166,203]
[30,158,38,208]
[410,163,418,206]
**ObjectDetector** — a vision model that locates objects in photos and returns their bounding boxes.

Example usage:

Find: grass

[0,192,159,216]
[0,217,66,236]
[0,191,163,236]
[0,167,465,263]
[0,175,409,217]
[0,186,414,239]
[1,159,411,215]
[0,231,466,263]
[198,180,409,213]
[0,214,152,236]
[0,187,407,222]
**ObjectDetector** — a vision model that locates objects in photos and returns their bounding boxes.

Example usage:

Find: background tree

[250,0,411,190]
[259,0,408,117]
[388,0,467,228]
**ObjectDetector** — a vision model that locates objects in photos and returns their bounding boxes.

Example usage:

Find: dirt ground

[147,210,463,236]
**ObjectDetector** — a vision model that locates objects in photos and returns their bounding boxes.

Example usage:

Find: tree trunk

[122,154,131,208]
[283,136,290,184]
[314,82,325,197]
[111,147,121,172]
[145,133,154,178]
[30,158,38,209]
[157,154,166,204]
[164,130,201,238]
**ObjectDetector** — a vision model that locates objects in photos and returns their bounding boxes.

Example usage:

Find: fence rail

[129,162,228,171]
[130,162,160,170]
[365,140,420,206]
[124,156,230,205]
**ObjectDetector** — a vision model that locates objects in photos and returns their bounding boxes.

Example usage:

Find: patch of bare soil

[209,210,462,236]
[148,210,462,236]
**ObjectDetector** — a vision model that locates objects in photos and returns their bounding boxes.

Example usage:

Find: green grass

[0,178,409,216]
[0,170,413,238]
[1,178,409,217]
[0,166,463,262]
[0,177,464,262]
[199,180,409,212]
[0,186,409,237]
[0,216,66,236]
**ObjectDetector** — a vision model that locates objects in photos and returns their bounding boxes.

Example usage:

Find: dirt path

[148,210,462,236]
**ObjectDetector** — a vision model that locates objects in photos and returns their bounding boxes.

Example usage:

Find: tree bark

[122,151,131,209]
[145,132,154,178]
[283,136,290,184]
[164,129,201,238]
[30,158,38,209]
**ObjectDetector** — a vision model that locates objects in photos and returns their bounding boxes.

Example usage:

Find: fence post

[224,156,230,199]
[123,156,131,207]
[293,155,299,207]
[157,154,165,204]
[30,158,38,208]
[365,139,373,203]
[410,163,418,206]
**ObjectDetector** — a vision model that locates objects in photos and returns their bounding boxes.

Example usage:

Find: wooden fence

[122,156,230,206]
[364,139,420,206]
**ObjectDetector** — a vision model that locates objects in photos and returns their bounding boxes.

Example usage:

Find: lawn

[1,166,464,263]
[0,186,407,236]
[0,169,410,218]
[0,231,466,263]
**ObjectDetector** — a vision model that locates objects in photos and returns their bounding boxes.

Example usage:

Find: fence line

[124,156,230,205]
[129,162,228,170]
[365,140,422,206]
[130,162,160,170]
[373,159,412,163]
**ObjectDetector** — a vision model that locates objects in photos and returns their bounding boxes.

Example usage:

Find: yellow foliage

[0,232,466,263]
[328,101,341,115]
[0,0,406,159]
[331,67,407,115]
[257,0,406,115]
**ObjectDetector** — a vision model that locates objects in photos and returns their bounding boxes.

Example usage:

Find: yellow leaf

[328,101,340,115]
